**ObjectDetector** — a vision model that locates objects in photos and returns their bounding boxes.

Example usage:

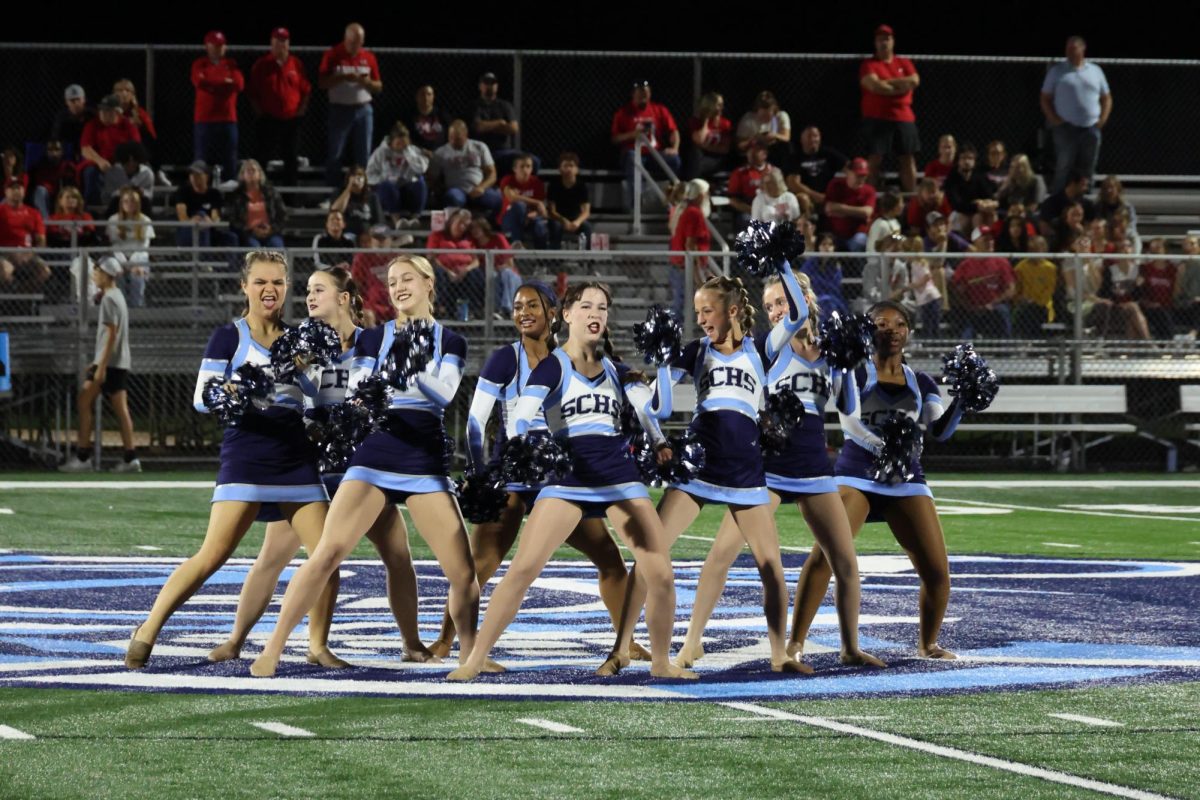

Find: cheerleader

[207,267,435,667]
[792,300,962,659]
[604,271,806,675]
[250,255,479,677]
[427,281,648,659]
[447,282,694,681]
[675,270,884,670]
[126,250,330,669]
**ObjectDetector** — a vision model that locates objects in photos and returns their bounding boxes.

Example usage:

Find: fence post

[632,139,643,236]
[145,44,155,118]
[513,52,523,153]
[484,250,495,343]
[1070,254,1084,385]
[683,254,694,340]
[191,222,200,307]
[692,54,702,108]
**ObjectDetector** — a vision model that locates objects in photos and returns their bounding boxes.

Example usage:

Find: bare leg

[283,501,347,668]
[75,379,101,450]
[884,495,955,659]
[364,504,437,661]
[404,492,480,666]
[563,518,648,657]
[208,520,299,662]
[898,154,917,193]
[109,390,135,451]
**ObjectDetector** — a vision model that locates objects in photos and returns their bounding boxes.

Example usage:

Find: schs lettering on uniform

[559,392,618,420]
[319,367,350,392]
[699,365,758,395]
[772,370,830,403]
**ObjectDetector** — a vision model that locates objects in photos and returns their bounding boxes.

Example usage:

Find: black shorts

[86,365,128,395]
[861,118,921,156]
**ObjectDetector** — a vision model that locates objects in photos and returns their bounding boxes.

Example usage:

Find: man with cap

[0,178,50,297]
[726,137,779,232]
[823,157,877,252]
[859,24,921,192]
[59,256,140,474]
[50,84,93,159]
[171,161,226,248]
[250,28,312,187]
[472,72,530,178]
[611,80,681,209]
[319,22,383,187]
[191,31,245,181]
[1040,35,1112,192]
[79,94,141,204]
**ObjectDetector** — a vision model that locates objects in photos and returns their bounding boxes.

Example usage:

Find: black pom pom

[759,390,808,457]
[734,219,806,278]
[314,402,377,473]
[442,432,457,474]
[383,319,437,391]
[869,412,924,484]
[271,318,342,385]
[498,432,571,486]
[632,304,683,366]
[349,374,392,422]
[455,469,509,524]
[201,363,273,426]
[627,430,706,487]
[819,311,876,372]
[941,343,999,413]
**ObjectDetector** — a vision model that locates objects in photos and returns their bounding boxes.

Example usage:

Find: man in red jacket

[859,24,921,191]
[249,27,311,186]
[191,30,244,181]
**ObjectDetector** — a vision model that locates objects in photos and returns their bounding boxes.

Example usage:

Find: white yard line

[134,546,163,552]
[514,718,583,734]
[1048,713,1124,728]
[939,498,1200,523]
[0,481,213,490]
[1043,543,1083,549]
[249,721,316,738]
[0,508,14,515]
[930,480,1200,489]
[0,725,35,740]
[721,702,1170,800]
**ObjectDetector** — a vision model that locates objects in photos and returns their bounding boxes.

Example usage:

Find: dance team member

[250,255,480,677]
[127,251,330,669]
[447,282,695,681]
[792,300,962,659]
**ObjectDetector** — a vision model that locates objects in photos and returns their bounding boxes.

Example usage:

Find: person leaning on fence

[79,94,141,204]
[611,79,681,210]
[249,27,311,188]
[497,153,549,250]
[431,120,502,216]
[50,84,93,160]
[366,123,429,225]
[1175,235,1200,340]
[858,23,921,191]
[1041,35,1112,193]
[312,210,356,271]
[191,31,244,182]
[547,151,592,250]
[59,257,140,474]
[320,23,383,187]
[668,178,711,321]
[473,71,531,177]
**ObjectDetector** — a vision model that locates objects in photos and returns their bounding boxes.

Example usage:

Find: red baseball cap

[848,157,869,176]
[875,24,894,36]
[271,27,290,41]
[204,31,227,46]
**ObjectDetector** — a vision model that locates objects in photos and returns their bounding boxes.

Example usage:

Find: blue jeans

[548,219,593,249]
[837,232,869,253]
[241,231,285,249]
[443,187,502,216]
[958,303,1012,339]
[669,266,685,321]
[495,268,522,313]
[919,299,942,334]
[436,266,486,319]
[501,201,549,249]
[621,150,683,209]
[374,177,428,216]
[81,165,102,205]
[194,122,239,179]
[1051,123,1102,193]
[326,104,373,186]
[31,186,51,219]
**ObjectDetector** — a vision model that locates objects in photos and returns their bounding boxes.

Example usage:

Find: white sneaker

[110,458,143,474]
[58,455,93,473]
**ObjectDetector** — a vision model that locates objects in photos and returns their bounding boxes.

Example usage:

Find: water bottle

[578,231,588,251]
[212,164,222,184]
[457,299,471,322]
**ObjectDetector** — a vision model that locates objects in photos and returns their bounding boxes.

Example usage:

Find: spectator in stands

[866,191,903,251]
[410,85,451,155]
[366,122,429,225]
[498,153,549,250]
[921,134,956,187]
[904,178,951,236]
[727,139,776,231]
[736,90,791,166]
[330,165,383,241]
[547,152,592,250]
[1013,235,1057,337]
[798,233,848,322]
[1097,175,1138,236]
[432,120,501,216]
[950,229,1015,338]
[51,84,93,159]
[350,226,395,327]
[112,79,156,151]
[227,159,286,249]
[984,141,1008,194]
[1041,36,1112,192]
[320,23,383,187]
[859,24,920,191]
[1039,171,1095,240]
[785,125,846,209]
[1175,235,1200,340]
[1049,201,1088,252]
[473,72,529,177]
[171,161,224,248]
[0,178,50,295]
[2,148,25,193]
[995,154,1047,213]
[107,186,154,308]
[312,210,356,270]
[684,91,733,180]
[191,31,244,181]
[428,208,484,318]
[900,234,946,334]
[610,80,681,210]
[751,170,800,224]
[924,211,969,254]
[48,187,97,249]
[1107,208,1139,254]
[668,179,712,320]
[1093,239,1150,339]
[943,143,997,235]
[467,216,522,314]
[79,94,140,204]
[102,142,154,211]
[861,231,907,307]
[1138,238,1176,339]
[28,141,75,220]
[249,27,312,188]
[996,212,1031,254]
[823,157,876,252]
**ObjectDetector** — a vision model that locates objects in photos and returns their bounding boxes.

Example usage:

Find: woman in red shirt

[921,134,956,187]
[427,208,483,318]
[685,92,732,180]
[1138,237,1177,339]
[467,217,523,314]
[113,79,157,145]
[668,179,712,320]
[48,186,97,248]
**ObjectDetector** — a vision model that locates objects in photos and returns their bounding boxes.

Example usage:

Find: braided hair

[698,274,755,337]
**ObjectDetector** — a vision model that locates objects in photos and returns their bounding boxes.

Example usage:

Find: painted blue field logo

[2,553,1199,700]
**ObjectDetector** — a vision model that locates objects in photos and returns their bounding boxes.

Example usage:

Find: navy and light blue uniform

[308,327,362,497]
[192,318,329,512]
[512,350,668,517]
[343,319,466,501]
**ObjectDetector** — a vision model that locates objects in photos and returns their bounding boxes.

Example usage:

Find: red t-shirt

[952,257,1015,308]
[824,177,877,239]
[611,102,678,152]
[688,116,733,151]
[427,231,476,277]
[250,54,312,120]
[670,205,710,267]
[1140,261,1177,306]
[80,117,141,162]
[191,57,245,123]
[498,174,547,222]
[125,107,157,140]
[350,252,394,323]
[319,44,381,106]
[0,203,46,248]
[48,211,94,244]
[859,56,917,122]
[727,164,772,203]
[922,160,953,186]
[904,194,952,233]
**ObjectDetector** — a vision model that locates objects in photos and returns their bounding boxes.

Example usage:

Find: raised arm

[765,261,811,360]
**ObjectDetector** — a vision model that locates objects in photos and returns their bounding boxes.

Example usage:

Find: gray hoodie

[366,140,429,185]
